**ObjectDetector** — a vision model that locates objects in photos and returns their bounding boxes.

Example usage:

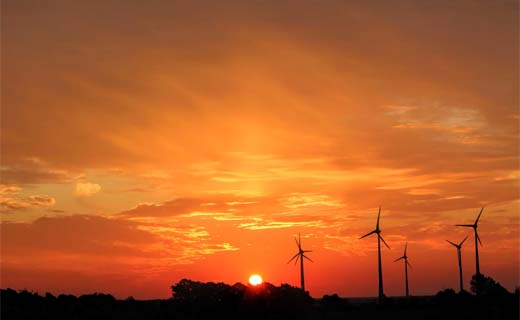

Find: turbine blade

[287,253,299,264]
[475,207,484,225]
[379,235,391,249]
[294,254,301,265]
[359,230,376,240]
[446,240,458,247]
[394,256,404,262]
[455,224,474,228]
[303,254,313,262]
[406,260,412,268]
[294,237,300,249]
[459,235,469,246]
[476,232,482,246]
[376,206,381,229]
[404,242,407,255]
[303,250,312,253]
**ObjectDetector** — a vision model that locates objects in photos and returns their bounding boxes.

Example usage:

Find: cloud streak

[0,185,56,213]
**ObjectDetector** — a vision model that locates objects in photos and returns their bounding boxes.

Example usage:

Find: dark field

[2,279,518,320]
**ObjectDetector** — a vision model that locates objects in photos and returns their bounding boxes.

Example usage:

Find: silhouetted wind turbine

[359,206,390,302]
[287,233,313,291]
[456,207,484,275]
[394,243,411,297]
[446,235,469,293]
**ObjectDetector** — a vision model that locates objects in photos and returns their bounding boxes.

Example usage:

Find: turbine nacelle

[455,207,484,246]
[359,206,390,249]
[394,243,411,267]
[287,233,313,264]
[446,235,469,249]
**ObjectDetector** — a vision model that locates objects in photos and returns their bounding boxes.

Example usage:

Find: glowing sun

[248,274,263,286]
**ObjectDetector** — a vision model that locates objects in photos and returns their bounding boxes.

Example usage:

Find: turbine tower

[359,206,390,302]
[394,243,411,297]
[287,233,313,291]
[446,235,469,292]
[456,207,484,275]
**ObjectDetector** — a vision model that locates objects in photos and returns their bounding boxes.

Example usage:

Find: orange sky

[1,0,519,299]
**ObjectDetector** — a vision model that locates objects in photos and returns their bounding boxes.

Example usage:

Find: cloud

[2,0,517,175]
[1,214,240,273]
[27,195,56,206]
[118,196,269,218]
[385,104,492,145]
[0,195,55,212]
[237,220,325,231]
[281,193,344,209]
[0,184,56,213]
[119,198,204,217]
[117,194,348,234]
[0,185,22,193]
[75,182,101,197]
[0,158,72,185]
[1,215,156,255]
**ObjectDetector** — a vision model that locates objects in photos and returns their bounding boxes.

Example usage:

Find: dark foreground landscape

[1,278,518,320]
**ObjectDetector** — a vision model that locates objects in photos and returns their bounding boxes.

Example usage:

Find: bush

[470,273,509,297]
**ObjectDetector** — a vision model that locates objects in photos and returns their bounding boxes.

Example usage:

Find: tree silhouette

[1,281,518,320]
[470,273,509,297]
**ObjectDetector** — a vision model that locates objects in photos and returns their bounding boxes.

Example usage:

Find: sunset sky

[1,0,518,299]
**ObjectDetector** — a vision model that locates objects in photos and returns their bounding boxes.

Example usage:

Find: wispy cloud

[0,185,56,213]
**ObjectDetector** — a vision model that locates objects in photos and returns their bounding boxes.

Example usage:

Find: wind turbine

[394,243,411,297]
[287,233,313,291]
[456,207,484,275]
[359,206,390,302]
[446,235,469,293]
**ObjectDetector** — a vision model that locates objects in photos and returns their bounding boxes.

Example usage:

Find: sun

[248,274,263,286]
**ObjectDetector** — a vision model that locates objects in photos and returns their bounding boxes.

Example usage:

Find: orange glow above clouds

[1,0,518,299]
